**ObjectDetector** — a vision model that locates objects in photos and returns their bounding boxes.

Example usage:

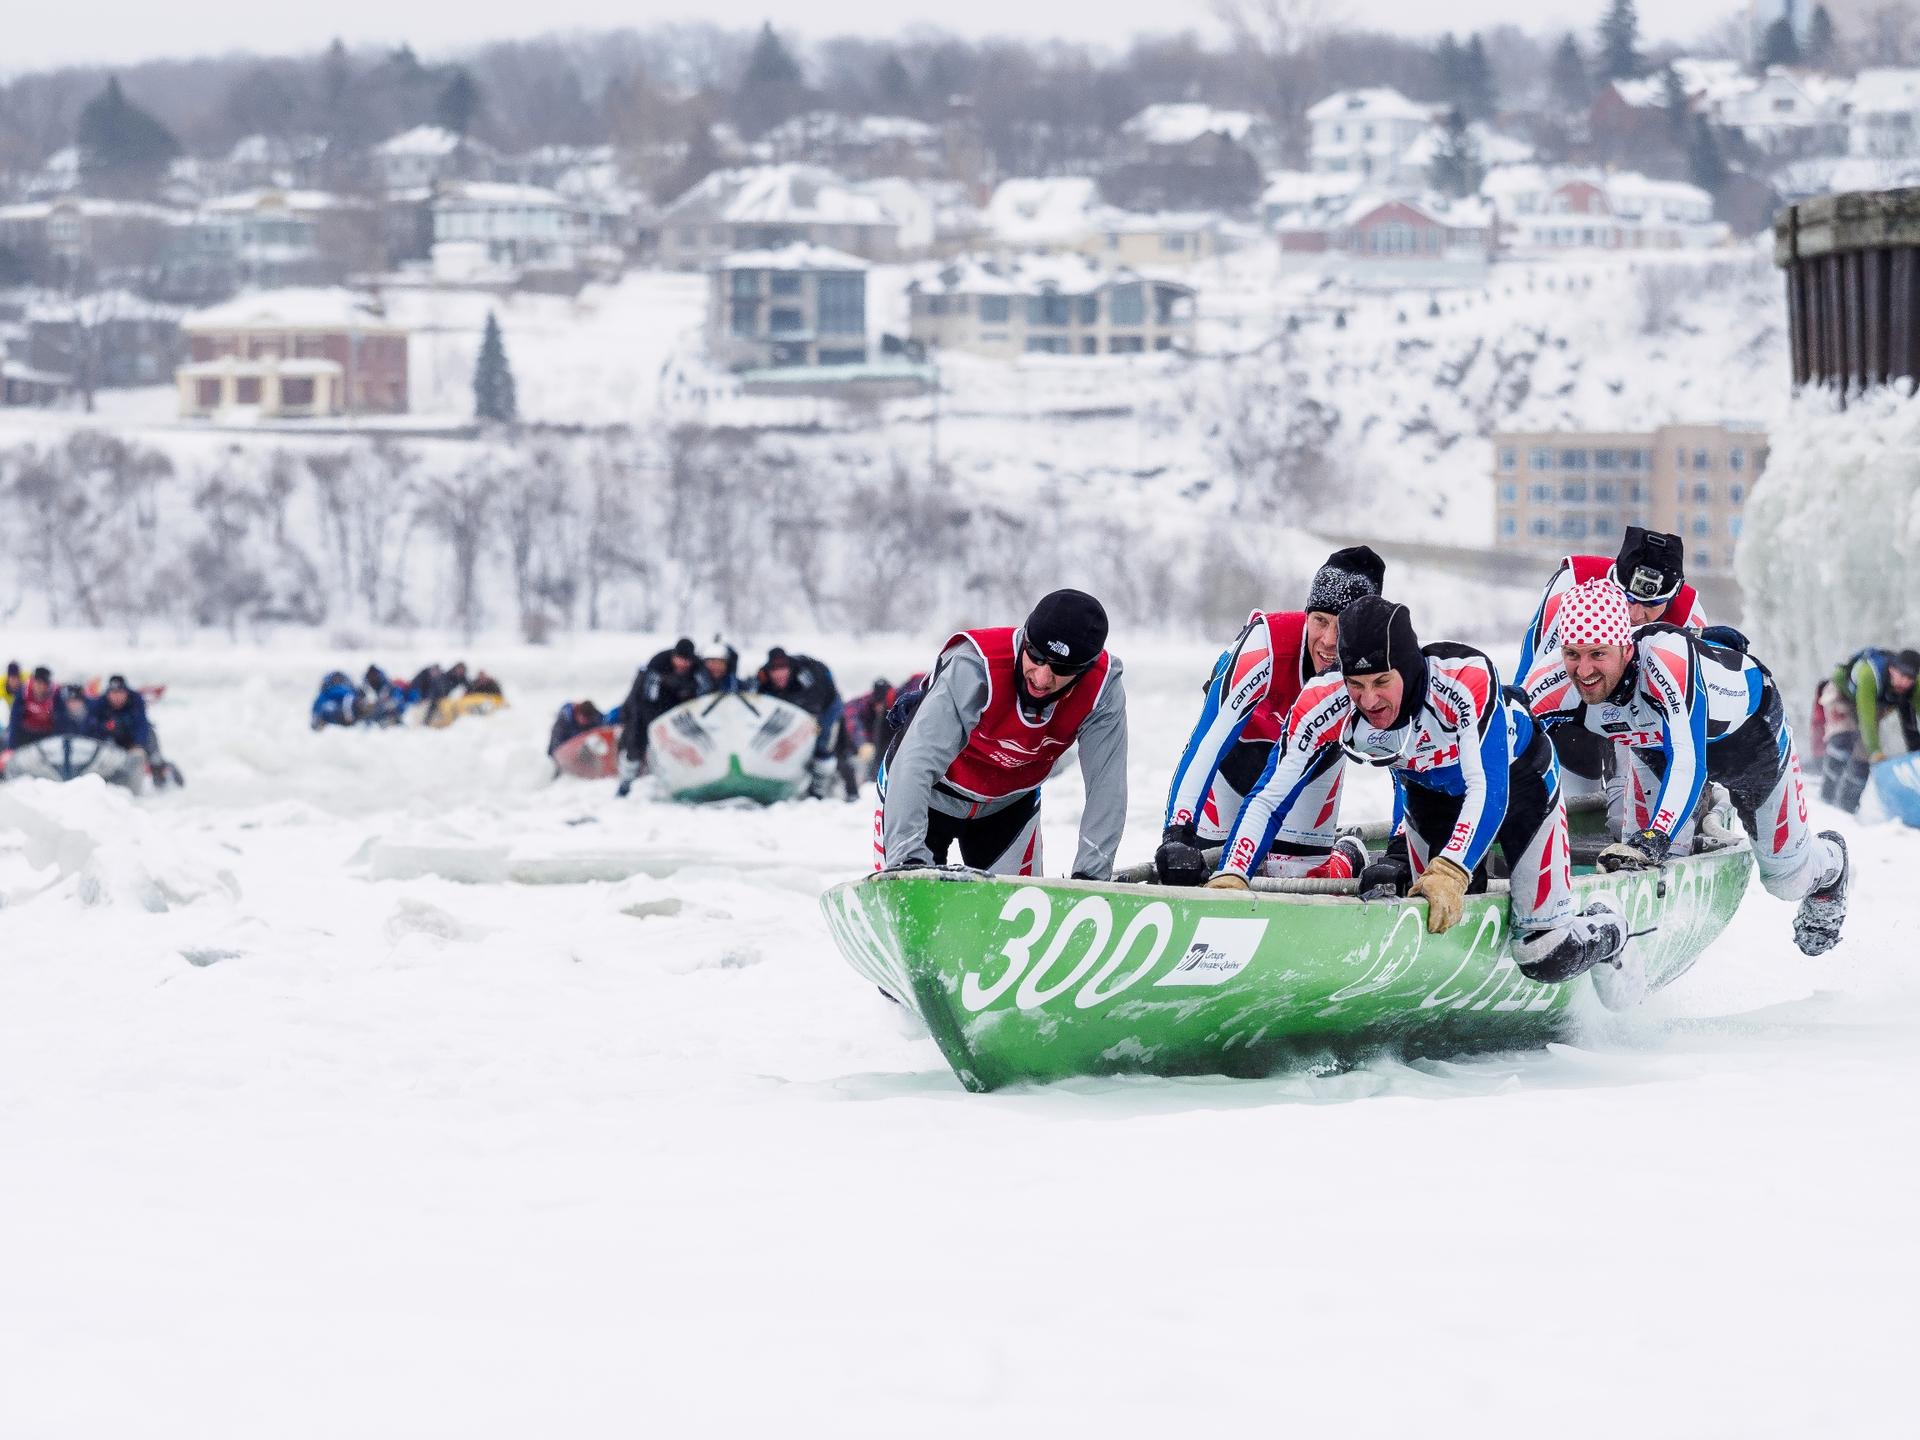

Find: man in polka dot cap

[1522,579,1851,958]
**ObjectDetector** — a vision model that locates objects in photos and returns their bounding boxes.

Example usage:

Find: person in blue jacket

[92,675,180,787]
[312,671,367,729]
[55,684,100,737]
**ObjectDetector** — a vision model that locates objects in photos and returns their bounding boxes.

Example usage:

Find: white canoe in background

[646,692,818,804]
[2,736,149,793]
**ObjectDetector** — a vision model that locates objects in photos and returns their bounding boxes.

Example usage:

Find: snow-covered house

[1075,211,1239,268]
[1845,68,1920,157]
[660,164,900,270]
[161,188,378,300]
[1306,89,1436,186]
[0,197,180,278]
[373,125,498,193]
[177,287,408,418]
[707,243,869,371]
[983,176,1105,252]
[758,112,944,178]
[1481,166,1726,252]
[218,133,329,191]
[1327,193,1495,271]
[1104,103,1274,209]
[905,253,1196,359]
[1712,69,1848,157]
[26,290,183,389]
[854,177,988,258]
[430,181,587,272]
[0,358,72,407]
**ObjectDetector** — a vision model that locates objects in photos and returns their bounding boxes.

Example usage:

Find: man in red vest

[1154,546,1385,884]
[876,589,1126,880]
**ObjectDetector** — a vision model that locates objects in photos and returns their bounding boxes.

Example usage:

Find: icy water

[1,635,1913,1436]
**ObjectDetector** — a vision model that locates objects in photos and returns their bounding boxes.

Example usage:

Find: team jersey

[1219,644,1529,880]
[1523,624,1770,840]
[1163,609,1316,830]
[1518,554,1707,682]
[936,628,1114,802]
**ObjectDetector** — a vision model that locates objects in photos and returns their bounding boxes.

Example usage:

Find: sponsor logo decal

[1154,917,1269,988]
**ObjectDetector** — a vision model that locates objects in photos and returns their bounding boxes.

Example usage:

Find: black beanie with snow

[1306,546,1387,616]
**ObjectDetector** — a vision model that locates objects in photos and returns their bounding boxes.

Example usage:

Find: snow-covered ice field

[1,631,1915,1436]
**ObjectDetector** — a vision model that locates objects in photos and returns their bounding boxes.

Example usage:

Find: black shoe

[1793,832,1849,957]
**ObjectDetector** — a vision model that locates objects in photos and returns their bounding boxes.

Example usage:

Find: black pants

[925,789,1043,871]
[1549,722,1610,783]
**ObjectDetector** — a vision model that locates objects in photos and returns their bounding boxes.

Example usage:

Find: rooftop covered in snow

[717,243,868,272]
[183,287,401,332]
[663,164,894,228]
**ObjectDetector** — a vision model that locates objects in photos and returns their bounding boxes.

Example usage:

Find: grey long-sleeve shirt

[880,644,1128,879]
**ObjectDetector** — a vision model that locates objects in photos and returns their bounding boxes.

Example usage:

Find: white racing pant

[1203,738,1345,871]
[1400,729,1581,943]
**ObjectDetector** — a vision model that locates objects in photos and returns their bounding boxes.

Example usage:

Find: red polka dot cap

[1559,578,1633,648]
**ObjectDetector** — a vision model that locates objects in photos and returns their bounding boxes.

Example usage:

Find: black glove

[1358,834,1413,900]
[1598,827,1671,872]
[1153,822,1209,886]
[871,857,930,879]
[1070,870,1100,881]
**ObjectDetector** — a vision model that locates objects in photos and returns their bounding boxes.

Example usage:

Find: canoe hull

[553,725,620,779]
[822,838,1754,1092]
[1873,753,1920,827]
[647,693,817,804]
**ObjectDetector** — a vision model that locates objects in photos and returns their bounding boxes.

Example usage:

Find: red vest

[940,628,1112,801]
[1238,610,1313,745]
[16,687,55,739]
[1565,554,1702,629]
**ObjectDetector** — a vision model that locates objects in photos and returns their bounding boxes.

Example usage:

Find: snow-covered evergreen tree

[1427,107,1484,199]
[1550,33,1593,111]
[473,313,517,425]
[76,77,179,197]
[1596,0,1643,82]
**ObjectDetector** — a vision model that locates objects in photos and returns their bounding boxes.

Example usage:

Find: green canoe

[821,805,1754,1092]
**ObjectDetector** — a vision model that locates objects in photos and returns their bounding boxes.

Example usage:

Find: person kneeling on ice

[548,698,612,756]
[754,647,854,801]
[876,589,1127,879]
[1155,546,1385,885]
[1524,580,1850,957]
[92,674,177,786]
[1211,595,1629,985]
[55,684,97,737]
[1820,646,1920,813]
[7,666,59,748]
[616,637,713,797]
[311,671,368,730]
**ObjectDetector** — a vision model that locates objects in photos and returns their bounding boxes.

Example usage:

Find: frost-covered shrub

[1738,389,1920,701]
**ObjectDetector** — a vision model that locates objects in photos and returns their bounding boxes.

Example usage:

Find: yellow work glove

[1870,751,1886,764]
[1407,855,1470,935]
[1204,872,1251,891]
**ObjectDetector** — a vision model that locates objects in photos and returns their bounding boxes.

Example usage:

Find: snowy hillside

[1,633,1913,1436]
[0,246,1796,641]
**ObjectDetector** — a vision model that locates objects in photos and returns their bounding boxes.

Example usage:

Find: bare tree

[417,461,500,640]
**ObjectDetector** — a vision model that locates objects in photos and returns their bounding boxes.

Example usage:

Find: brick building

[176,288,408,418]
[1491,422,1767,578]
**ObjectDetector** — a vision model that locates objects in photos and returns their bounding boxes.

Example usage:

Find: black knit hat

[1022,589,1108,674]
[766,647,790,667]
[1893,649,1920,678]
[672,637,697,661]
[1614,526,1686,603]
[1306,546,1387,615]
[1336,595,1428,731]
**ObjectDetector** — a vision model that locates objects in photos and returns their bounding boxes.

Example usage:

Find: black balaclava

[1305,545,1387,615]
[1016,588,1108,714]
[1613,526,1686,604]
[1336,595,1428,745]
